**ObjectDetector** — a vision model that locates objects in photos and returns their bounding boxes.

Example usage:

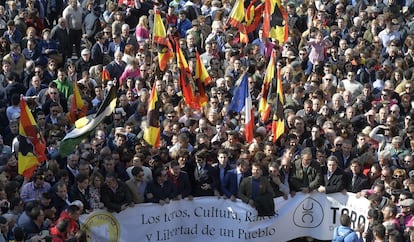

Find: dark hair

[340,214,351,226]
[131,166,143,176]
[56,219,69,233]
[67,205,80,215]
[75,173,89,183]
[13,227,25,241]
[373,224,386,239]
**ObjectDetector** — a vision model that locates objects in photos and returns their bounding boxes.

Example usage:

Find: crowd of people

[0,0,411,240]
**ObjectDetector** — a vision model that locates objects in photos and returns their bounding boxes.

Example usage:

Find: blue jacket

[333,226,363,242]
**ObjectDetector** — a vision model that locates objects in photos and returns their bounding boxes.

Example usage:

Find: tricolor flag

[271,66,285,143]
[263,0,289,44]
[18,97,47,178]
[143,82,160,147]
[258,52,275,123]
[59,86,118,157]
[69,82,87,124]
[194,50,211,107]
[154,9,173,71]
[227,0,245,28]
[176,43,199,109]
[228,73,254,143]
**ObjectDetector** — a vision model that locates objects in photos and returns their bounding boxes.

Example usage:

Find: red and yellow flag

[227,0,244,28]
[258,52,275,123]
[69,82,87,124]
[271,66,285,143]
[245,0,265,34]
[176,43,199,109]
[102,68,111,83]
[143,82,160,148]
[18,97,46,178]
[154,9,173,71]
[195,50,211,107]
[263,0,289,44]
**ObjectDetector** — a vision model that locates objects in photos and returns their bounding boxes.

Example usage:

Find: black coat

[324,168,347,194]
[101,180,133,213]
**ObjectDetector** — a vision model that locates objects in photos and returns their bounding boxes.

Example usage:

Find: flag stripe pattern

[143,81,161,147]
[18,97,46,178]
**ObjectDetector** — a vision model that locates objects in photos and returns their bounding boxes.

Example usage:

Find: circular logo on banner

[83,212,120,242]
[292,197,324,228]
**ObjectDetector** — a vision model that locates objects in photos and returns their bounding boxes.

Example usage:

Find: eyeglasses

[335,143,342,146]
[104,31,110,34]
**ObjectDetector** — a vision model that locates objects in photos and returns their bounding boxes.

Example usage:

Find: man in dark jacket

[101,172,134,213]
[317,156,347,194]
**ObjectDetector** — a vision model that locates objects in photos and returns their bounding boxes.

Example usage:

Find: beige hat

[400,198,414,207]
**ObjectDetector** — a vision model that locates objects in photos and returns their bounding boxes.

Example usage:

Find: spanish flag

[258,52,275,123]
[263,0,289,44]
[143,82,160,147]
[102,68,111,83]
[195,50,210,107]
[227,0,244,28]
[18,97,46,178]
[245,0,265,34]
[176,43,199,109]
[69,82,87,124]
[154,9,173,71]
[271,66,285,143]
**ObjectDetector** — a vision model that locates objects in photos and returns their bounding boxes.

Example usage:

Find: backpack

[332,227,353,242]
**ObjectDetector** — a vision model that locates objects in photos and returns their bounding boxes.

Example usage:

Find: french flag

[227,73,254,143]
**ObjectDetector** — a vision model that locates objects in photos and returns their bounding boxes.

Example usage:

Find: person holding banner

[290,148,323,193]
[317,155,347,194]
[238,162,275,216]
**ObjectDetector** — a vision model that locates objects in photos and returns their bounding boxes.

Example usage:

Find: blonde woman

[135,16,149,43]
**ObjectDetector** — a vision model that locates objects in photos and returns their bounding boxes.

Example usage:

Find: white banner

[80,192,370,242]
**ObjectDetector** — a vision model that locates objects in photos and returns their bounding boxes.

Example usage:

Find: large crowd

[0,0,411,241]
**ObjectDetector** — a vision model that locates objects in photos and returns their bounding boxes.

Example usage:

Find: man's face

[68,155,79,168]
[170,165,180,176]
[134,171,144,181]
[106,177,117,190]
[57,71,66,81]
[56,185,67,199]
[104,160,115,171]
[78,179,89,190]
[350,163,361,174]
[342,143,352,154]
[218,154,227,166]
[252,165,262,179]
[327,160,337,173]
[301,154,312,167]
